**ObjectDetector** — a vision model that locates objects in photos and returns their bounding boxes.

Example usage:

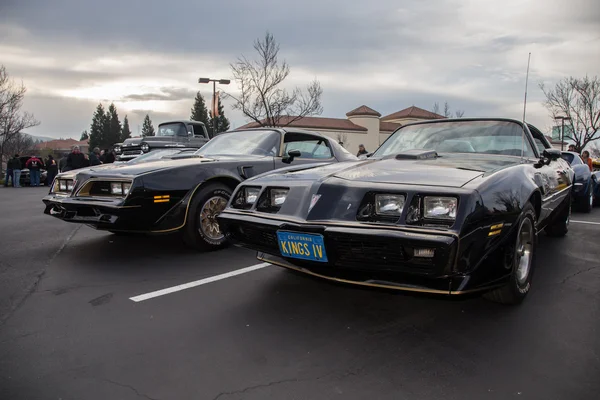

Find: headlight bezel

[114,146,122,155]
[255,187,289,213]
[140,142,150,153]
[232,186,262,210]
[375,194,405,216]
[356,191,407,222]
[423,196,458,221]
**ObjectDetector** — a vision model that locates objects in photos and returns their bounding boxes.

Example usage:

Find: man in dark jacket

[356,144,369,157]
[65,146,89,171]
[9,154,22,187]
[89,147,102,166]
[5,154,20,187]
[25,155,43,186]
[45,155,58,186]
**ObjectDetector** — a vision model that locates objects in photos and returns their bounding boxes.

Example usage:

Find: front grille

[229,224,279,254]
[123,150,142,156]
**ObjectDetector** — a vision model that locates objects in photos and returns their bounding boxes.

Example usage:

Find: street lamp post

[555,116,572,151]
[198,78,230,136]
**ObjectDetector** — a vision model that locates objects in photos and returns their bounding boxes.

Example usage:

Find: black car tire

[578,185,593,213]
[484,203,537,305]
[544,197,570,237]
[182,183,232,251]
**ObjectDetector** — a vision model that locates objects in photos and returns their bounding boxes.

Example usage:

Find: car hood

[71,154,271,178]
[274,153,519,188]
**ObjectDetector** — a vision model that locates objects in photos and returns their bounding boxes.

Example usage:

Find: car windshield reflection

[195,130,280,157]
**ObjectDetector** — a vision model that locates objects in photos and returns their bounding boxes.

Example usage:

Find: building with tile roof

[238,105,445,155]
[34,138,89,155]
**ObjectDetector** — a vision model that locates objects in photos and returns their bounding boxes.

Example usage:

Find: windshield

[373,120,535,158]
[195,130,281,157]
[125,149,185,164]
[158,122,188,137]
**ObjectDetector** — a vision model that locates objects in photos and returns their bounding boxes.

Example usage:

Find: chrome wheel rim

[516,218,534,285]
[199,196,228,240]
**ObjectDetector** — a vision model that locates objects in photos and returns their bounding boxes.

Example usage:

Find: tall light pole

[555,116,572,151]
[198,78,230,136]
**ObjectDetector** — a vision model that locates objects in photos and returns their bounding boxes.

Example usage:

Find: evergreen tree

[141,114,155,137]
[121,115,132,141]
[190,91,211,129]
[80,130,89,141]
[106,103,122,146]
[210,97,230,134]
[89,103,106,150]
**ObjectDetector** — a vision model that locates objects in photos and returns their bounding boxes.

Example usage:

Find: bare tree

[226,32,323,127]
[443,102,451,118]
[540,75,600,152]
[335,132,348,148]
[0,65,40,174]
[3,132,34,158]
[432,101,464,118]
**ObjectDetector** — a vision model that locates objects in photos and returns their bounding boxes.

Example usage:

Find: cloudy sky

[1,0,598,140]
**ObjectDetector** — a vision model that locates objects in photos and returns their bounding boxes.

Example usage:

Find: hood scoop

[385,149,438,160]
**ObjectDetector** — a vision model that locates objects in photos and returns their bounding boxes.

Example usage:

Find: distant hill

[23,133,71,142]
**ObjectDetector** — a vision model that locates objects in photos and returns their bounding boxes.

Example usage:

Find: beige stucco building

[239,105,445,156]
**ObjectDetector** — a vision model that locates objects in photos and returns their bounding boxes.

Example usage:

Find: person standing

[581,150,593,172]
[26,155,43,186]
[10,154,22,187]
[45,154,58,186]
[89,147,102,166]
[4,159,14,187]
[356,144,369,157]
[58,152,68,173]
[65,145,88,171]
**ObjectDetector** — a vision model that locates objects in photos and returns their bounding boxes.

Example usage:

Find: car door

[274,132,336,169]
[529,126,572,225]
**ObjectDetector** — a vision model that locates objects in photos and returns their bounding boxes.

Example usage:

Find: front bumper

[43,195,143,231]
[219,211,496,295]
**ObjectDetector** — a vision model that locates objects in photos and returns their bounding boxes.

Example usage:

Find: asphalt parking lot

[1,187,599,400]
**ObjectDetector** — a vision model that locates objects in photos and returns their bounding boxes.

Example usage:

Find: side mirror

[283,149,301,164]
[543,148,561,161]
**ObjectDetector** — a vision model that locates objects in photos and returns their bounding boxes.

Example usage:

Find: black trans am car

[43,128,357,250]
[218,118,574,305]
[113,120,212,161]
[560,151,594,212]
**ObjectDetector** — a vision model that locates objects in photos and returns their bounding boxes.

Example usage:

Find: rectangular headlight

[59,180,67,191]
[110,182,123,195]
[66,181,74,191]
[270,188,288,207]
[233,186,261,209]
[375,194,405,216]
[424,196,457,220]
[123,183,131,195]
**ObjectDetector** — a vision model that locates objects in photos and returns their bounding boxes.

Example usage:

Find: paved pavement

[0,187,599,400]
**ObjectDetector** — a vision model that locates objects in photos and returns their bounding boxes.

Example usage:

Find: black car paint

[42,129,355,233]
[217,118,574,295]
[561,151,593,205]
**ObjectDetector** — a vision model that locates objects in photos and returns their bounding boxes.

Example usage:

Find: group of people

[3,145,117,188]
[567,145,594,171]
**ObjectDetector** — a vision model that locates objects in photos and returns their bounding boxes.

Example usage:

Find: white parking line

[130,263,271,302]
[571,220,600,226]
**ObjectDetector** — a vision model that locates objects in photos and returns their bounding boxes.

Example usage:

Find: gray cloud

[122,87,197,102]
[2,0,598,139]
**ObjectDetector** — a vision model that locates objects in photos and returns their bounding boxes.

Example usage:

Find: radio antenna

[521,52,531,160]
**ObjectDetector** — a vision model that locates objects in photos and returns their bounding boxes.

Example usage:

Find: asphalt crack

[211,367,365,400]
[561,266,600,284]
[0,225,81,326]
[104,379,160,400]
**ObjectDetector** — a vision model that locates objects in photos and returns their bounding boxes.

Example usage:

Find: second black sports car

[43,128,356,250]
[218,118,574,305]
